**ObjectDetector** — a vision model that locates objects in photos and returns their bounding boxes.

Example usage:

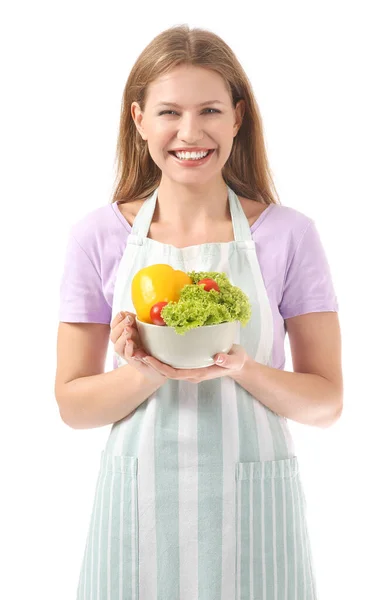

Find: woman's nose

[177,114,204,143]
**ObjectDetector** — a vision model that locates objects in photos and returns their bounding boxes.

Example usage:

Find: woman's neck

[153,178,230,230]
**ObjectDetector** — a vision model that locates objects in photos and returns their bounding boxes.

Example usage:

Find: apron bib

[76,185,317,599]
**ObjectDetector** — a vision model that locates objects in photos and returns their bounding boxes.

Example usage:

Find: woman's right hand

[110,311,167,384]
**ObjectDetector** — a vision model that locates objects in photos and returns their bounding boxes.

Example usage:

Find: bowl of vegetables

[131,265,252,369]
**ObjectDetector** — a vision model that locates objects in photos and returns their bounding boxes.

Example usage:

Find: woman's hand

[141,344,249,383]
[110,311,167,384]
[111,312,249,383]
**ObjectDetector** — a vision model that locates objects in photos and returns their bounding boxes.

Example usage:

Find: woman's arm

[55,322,165,429]
[231,312,343,428]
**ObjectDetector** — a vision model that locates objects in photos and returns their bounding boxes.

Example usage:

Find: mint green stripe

[233,250,261,362]
[303,511,317,599]
[261,464,267,599]
[283,475,289,600]
[119,399,150,456]
[89,459,106,598]
[235,476,240,599]
[275,474,286,599]
[97,469,110,599]
[287,472,297,600]
[154,382,180,599]
[294,473,316,599]
[266,408,290,460]
[295,474,307,599]
[119,455,138,600]
[228,242,263,466]
[131,458,139,600]
[109,465,122,597]
[300,475,316,598]
[252,472,264,599]
[238,469,252,599]
[263,463,275,597]
[237,464,267,600]
[300,477,316,600]
[298,478,309,597]
[197,379,223,600]
[237,387,260,461]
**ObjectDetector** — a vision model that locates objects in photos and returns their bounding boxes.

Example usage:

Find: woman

[56,24,343,600]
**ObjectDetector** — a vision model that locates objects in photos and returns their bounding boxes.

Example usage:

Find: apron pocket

[76,451,139,600]
[235,457,317,600]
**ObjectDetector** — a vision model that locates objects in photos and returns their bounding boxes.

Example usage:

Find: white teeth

[174,150,210,160]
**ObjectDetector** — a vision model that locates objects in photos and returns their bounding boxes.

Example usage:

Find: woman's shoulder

[250,201,317,267]
[251,200,313,235]
[64,203,129,269]
[69,202,129,242]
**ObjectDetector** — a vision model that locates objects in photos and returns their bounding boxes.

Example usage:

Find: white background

[1,1,385,598]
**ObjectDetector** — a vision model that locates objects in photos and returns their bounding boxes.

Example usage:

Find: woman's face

[131,65,244,186]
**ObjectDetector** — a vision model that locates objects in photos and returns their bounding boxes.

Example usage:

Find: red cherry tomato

[197,278,220,293]
[150,301,168,325]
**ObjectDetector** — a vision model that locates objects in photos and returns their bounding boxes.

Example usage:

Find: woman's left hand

[133,344,249,383]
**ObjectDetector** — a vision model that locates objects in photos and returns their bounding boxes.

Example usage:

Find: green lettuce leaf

[161,271,252,335]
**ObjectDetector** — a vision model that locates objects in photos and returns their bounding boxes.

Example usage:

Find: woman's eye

[158,108,221,116]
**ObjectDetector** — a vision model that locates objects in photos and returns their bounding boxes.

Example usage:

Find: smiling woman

[56,23,341,600]
[130,64,245,184]
[112,26,279,207]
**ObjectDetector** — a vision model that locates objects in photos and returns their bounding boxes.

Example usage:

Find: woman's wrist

[228,353,256,382]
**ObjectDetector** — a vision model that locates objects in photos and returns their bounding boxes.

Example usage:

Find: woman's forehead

[146,66,231,105]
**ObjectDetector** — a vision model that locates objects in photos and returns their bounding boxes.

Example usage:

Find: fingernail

[119,311,125,319]
[126,315,132,324]
[216,356,224,364]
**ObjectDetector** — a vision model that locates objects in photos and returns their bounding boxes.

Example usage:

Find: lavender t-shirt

[59,201,339,370]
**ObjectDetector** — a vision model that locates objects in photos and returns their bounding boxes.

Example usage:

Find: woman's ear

[131,102,147,141]
[233,99,245,136]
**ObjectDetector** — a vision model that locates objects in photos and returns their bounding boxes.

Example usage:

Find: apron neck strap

[131,185,252,242]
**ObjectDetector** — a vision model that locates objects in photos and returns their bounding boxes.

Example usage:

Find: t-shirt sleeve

[279,219,339,320]
[58,232,111,324]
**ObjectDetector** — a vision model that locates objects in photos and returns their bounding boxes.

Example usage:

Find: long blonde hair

[111,25,280,206]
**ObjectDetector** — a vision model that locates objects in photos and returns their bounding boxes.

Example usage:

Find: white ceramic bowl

[135,317,238,369]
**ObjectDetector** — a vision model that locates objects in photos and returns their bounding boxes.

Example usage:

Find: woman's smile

[168,148,216,167]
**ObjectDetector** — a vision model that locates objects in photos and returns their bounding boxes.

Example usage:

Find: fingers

[114,327,129,359]
[110,310,137,330]
[110,310,128,329]
[110,311,137,344]
[114,325,140,356]
[110,310,143,364]
[123,338,135,361]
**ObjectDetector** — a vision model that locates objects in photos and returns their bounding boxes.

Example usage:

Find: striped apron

[76,185,317,599]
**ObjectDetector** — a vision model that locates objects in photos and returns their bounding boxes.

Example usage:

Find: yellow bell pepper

[131,264,192,323]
